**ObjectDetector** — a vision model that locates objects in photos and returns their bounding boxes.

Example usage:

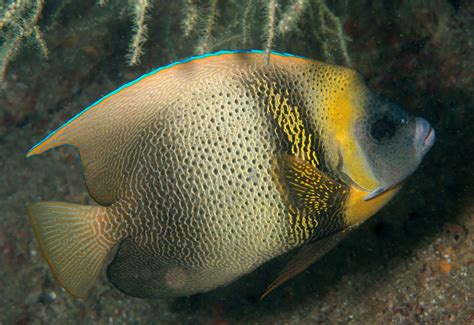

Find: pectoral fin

[274,154,346,216]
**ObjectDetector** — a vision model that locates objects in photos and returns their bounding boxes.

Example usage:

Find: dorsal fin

[26,98,147,205]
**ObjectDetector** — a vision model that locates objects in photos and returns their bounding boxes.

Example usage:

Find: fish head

[322,69,435,200]
[354,96,435,200]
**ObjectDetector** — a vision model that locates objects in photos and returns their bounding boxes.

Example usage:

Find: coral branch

[32,25,48,58]
[312,0,351,66]
[0,30,23,84]
[128,0,152,66]
[242,0,257,47]
[0,0,23,30]
[182,0,199,38]
[0,0,47,84]
[195,0,219,55]
[278,0,308,36]
[264,0,277,64]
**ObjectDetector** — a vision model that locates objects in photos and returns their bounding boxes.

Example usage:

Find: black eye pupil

[370,117,396,141]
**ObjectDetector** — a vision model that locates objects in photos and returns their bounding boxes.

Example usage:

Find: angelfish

[26,50,435,299]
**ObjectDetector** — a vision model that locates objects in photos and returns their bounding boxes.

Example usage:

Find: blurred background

[0,0,472,323]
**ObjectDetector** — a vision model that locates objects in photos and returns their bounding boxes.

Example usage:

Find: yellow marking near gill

[323,76,379,191]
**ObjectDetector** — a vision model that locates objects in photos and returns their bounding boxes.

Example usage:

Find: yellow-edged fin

[28,202,115,298]
[261,229,350,299]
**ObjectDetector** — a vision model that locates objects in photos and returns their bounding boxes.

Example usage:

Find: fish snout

[415,117,435,156]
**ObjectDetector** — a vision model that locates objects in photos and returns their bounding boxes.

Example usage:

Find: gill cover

[318,70,380,194]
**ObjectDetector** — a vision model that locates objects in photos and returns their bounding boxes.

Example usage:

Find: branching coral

[241,0,257,48]
[0,0,156,77]
[0,0,352,85]
[127,0,152,66]
[264,0,277,63]
[309,0,351,66]
[195,0,219,55]
[182,0,199,38]
[278,0,308,36]
[261,0,349,66]
[0,0,48,84]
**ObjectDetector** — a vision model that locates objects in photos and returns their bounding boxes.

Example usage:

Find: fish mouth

[415,117,435,156]
[423,127,435,149]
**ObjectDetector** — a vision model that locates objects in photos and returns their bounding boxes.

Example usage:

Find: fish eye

[370,116,397,141]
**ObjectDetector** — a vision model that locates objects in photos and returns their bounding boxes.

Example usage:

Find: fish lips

[415,117,436,156]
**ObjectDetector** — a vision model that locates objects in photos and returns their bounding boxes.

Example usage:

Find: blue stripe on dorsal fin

[27,50,308,157]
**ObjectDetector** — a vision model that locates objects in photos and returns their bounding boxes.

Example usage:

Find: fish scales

[26,51,435,299]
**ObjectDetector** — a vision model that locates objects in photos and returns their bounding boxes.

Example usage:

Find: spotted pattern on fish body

[25,51,421,299]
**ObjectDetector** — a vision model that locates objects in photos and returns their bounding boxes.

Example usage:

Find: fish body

[27,50,435,298]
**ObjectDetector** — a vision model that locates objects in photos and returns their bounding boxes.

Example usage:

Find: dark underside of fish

[26,50,435,299]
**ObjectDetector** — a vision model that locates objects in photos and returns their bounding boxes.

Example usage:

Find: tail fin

[27,202,116,298]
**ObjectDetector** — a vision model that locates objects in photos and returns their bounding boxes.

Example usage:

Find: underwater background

[0,0,472,323]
